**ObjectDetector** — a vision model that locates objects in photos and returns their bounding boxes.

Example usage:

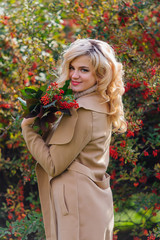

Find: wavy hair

[57,39,127,133]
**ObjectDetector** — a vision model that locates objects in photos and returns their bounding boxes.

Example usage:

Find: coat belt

[68,161,110,190]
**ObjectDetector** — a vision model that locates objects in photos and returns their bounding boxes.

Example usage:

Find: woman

[21,39,127,240]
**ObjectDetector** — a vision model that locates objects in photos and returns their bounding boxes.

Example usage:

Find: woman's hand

[21,117,36,128]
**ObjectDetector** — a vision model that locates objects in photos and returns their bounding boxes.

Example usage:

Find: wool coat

[22,91,114,240]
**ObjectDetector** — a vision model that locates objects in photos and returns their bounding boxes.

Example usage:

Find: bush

[0,0,159,239]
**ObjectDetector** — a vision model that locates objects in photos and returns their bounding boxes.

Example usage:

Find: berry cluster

[40,82,79,110]
[40,93,50,105]
[59,99,79,109]
[0,103,11,109]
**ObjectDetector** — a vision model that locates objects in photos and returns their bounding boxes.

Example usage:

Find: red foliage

[139,175,147,184]
[110,146,118,159]
[110,169,116,180]
[144,151,149,156]
[120,140,126,147]
[147,234,156,240]
[0,103,11,109]
[152,150,158,157]
[126,130,134,137]
[134,182,139,187]
[155,173,160,180]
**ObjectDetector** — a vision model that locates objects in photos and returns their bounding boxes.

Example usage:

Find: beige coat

[22,91,114,240]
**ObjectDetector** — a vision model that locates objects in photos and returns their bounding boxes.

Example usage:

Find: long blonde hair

[57,39,127,133]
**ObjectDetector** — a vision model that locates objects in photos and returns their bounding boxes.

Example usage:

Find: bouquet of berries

[18,80,79,135]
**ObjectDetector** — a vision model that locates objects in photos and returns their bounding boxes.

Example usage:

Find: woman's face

[69,55,97,92]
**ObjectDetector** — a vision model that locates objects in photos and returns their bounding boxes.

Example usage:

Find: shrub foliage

[0,0,159,239]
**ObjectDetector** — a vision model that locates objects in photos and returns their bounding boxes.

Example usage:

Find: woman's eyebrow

[79,66,89,68]
[69,64,90,69]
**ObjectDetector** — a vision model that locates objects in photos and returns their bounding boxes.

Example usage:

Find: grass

[114,193,160,232]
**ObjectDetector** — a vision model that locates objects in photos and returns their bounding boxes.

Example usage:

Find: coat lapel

[77,92,109,114]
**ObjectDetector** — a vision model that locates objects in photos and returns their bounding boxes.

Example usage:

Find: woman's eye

[81,68,89,72]
[69,66,74,70]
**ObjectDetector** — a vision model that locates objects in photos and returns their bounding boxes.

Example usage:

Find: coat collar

[77,92,109,114]
[74,84,97,100]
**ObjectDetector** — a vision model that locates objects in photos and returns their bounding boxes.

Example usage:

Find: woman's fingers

[21,117,36,128]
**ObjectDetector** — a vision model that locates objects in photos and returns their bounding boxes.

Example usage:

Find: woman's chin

[71,85,83,92]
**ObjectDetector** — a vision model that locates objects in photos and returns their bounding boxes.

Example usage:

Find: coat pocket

[59,184,69,216]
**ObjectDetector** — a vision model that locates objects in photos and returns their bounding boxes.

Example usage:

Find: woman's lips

[71,81,81,86]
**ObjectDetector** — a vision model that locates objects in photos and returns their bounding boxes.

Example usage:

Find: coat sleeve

[22,108,92,178]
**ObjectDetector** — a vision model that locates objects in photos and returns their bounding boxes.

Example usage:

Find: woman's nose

[72,70,79,78]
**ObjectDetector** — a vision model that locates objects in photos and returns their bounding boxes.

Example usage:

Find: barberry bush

[0,0,159,239]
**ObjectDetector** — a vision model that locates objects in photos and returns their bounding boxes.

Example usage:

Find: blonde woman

[21,39,127,240]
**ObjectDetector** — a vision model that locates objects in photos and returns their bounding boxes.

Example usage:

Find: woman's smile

[71,80,81,86]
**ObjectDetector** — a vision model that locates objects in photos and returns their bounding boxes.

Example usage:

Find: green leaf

[18,97,27,107]
[35,89,43,99]
[65,89,72,95]
[42,100,57,109]
[40,84,48,92]
[20,89,29,97]
[20,89,36,99]
[6,221,10,227]
[26,98,40,107]
[25,86,38,93]
[0,229,11,237]
[29,103,40,113]
[25,89,37,95]
[22,104,28,111]
[60,79,71,94]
